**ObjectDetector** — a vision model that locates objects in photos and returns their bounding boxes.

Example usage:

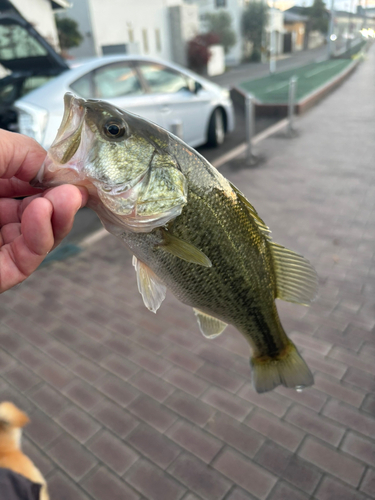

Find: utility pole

[346,0,355,53]
[328,0,335,58]
[270,2,276,74]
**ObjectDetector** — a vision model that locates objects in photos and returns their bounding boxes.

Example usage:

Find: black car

[0,0,68,131]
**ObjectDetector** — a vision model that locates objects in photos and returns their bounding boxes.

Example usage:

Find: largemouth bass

[33,93,318,393]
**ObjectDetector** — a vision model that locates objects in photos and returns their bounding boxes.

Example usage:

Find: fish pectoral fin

[160,232,212,268]
[132,256,166,313]
[250,341,314,393]
[193,309,227,339]
[270,242,318,305]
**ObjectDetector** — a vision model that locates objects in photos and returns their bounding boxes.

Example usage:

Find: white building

[185,0,248,65]
[184,0,284,65]
[58,0,199,65]
[169,3,200,66]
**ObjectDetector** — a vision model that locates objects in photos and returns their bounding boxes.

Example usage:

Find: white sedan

[15,55,235,150]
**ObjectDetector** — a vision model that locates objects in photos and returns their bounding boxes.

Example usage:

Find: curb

[212,117,289,169]
[296,58,360,114]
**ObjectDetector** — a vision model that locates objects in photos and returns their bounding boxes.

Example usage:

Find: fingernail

[77,186,89,208]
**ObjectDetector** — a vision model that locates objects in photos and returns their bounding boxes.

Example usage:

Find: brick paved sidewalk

[0,47,374,500]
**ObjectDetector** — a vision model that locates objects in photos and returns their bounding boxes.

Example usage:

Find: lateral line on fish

[190,190,273,287]
[189,191,278,356]
[189,191,252,279]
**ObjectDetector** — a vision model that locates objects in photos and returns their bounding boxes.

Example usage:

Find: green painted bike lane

[239,59,353,104]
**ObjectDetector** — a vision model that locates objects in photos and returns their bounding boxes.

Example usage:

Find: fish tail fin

[250,341,314,393]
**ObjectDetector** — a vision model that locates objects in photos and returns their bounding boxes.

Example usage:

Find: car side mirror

[194,81,202,94]
[188,80,202,94]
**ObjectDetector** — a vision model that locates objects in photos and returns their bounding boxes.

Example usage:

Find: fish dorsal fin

[230,183,318,306]
[193,309,227,339]
[132,256,166,313]
[230,183,271,237]
[270,242,318,305]
[160,231,212,267]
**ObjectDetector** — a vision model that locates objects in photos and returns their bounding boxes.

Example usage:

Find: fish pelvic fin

[193,309,227,339]
[250,341,314,393]
[270,242,318,306]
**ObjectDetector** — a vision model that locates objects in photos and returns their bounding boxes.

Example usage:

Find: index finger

[0,130,47,182]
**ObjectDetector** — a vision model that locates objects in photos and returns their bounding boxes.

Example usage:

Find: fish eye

[104,120,126,139]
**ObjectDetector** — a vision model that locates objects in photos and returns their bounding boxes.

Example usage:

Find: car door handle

[161,106,170,113]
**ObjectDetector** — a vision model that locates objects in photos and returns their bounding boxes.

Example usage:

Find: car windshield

[0,23,47,61]
[94,64,143,99]
[21,76,54,95]
[138,63,190,94]
[0,76,54,105]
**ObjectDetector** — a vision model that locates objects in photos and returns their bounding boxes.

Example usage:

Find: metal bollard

[287,76,297,136]
[171,121,183,140]
[245,94,257,164]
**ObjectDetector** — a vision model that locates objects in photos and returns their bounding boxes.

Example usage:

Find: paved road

[197,106,277,165]
[0,45,374,500]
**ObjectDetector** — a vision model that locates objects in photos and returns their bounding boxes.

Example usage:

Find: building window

[142,29,149,53]
[128,27,134,43]
[155,28,161,52]
[102,44,126,56]
[215,0,226,7]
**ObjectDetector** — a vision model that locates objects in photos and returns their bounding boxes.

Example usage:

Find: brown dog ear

[14,408,30,428]
[0,402,30,428]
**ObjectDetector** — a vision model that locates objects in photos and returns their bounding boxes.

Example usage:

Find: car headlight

[15,102,48,145]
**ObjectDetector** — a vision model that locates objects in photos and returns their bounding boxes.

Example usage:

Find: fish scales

[124,145,285,357]
[34,93,318,393]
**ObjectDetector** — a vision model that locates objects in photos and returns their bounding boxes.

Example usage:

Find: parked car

[0,10,234,150]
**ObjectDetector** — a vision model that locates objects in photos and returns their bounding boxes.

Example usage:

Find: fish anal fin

[132,256,166,313]
[194,309,227,339]
[270,242,318,305]
[250,342,314,393]
[160,231,212,268]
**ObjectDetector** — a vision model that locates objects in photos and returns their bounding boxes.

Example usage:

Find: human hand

[0,130,88,293]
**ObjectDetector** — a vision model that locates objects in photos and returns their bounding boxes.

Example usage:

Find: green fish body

[36,93,318,393]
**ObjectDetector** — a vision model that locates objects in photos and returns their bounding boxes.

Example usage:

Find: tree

[203,11,236,54]
[56,17,83,51]
[309,0,329,34]
[242,1,268,62]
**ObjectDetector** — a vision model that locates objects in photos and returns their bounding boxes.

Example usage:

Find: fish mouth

[31,93,89,188]
[49,92,87,165]
[55,94,85,149]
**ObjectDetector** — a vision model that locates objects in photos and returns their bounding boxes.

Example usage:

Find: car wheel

[207,108,225,147]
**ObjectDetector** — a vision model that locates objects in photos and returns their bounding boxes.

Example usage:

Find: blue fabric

[0,468,41,500]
